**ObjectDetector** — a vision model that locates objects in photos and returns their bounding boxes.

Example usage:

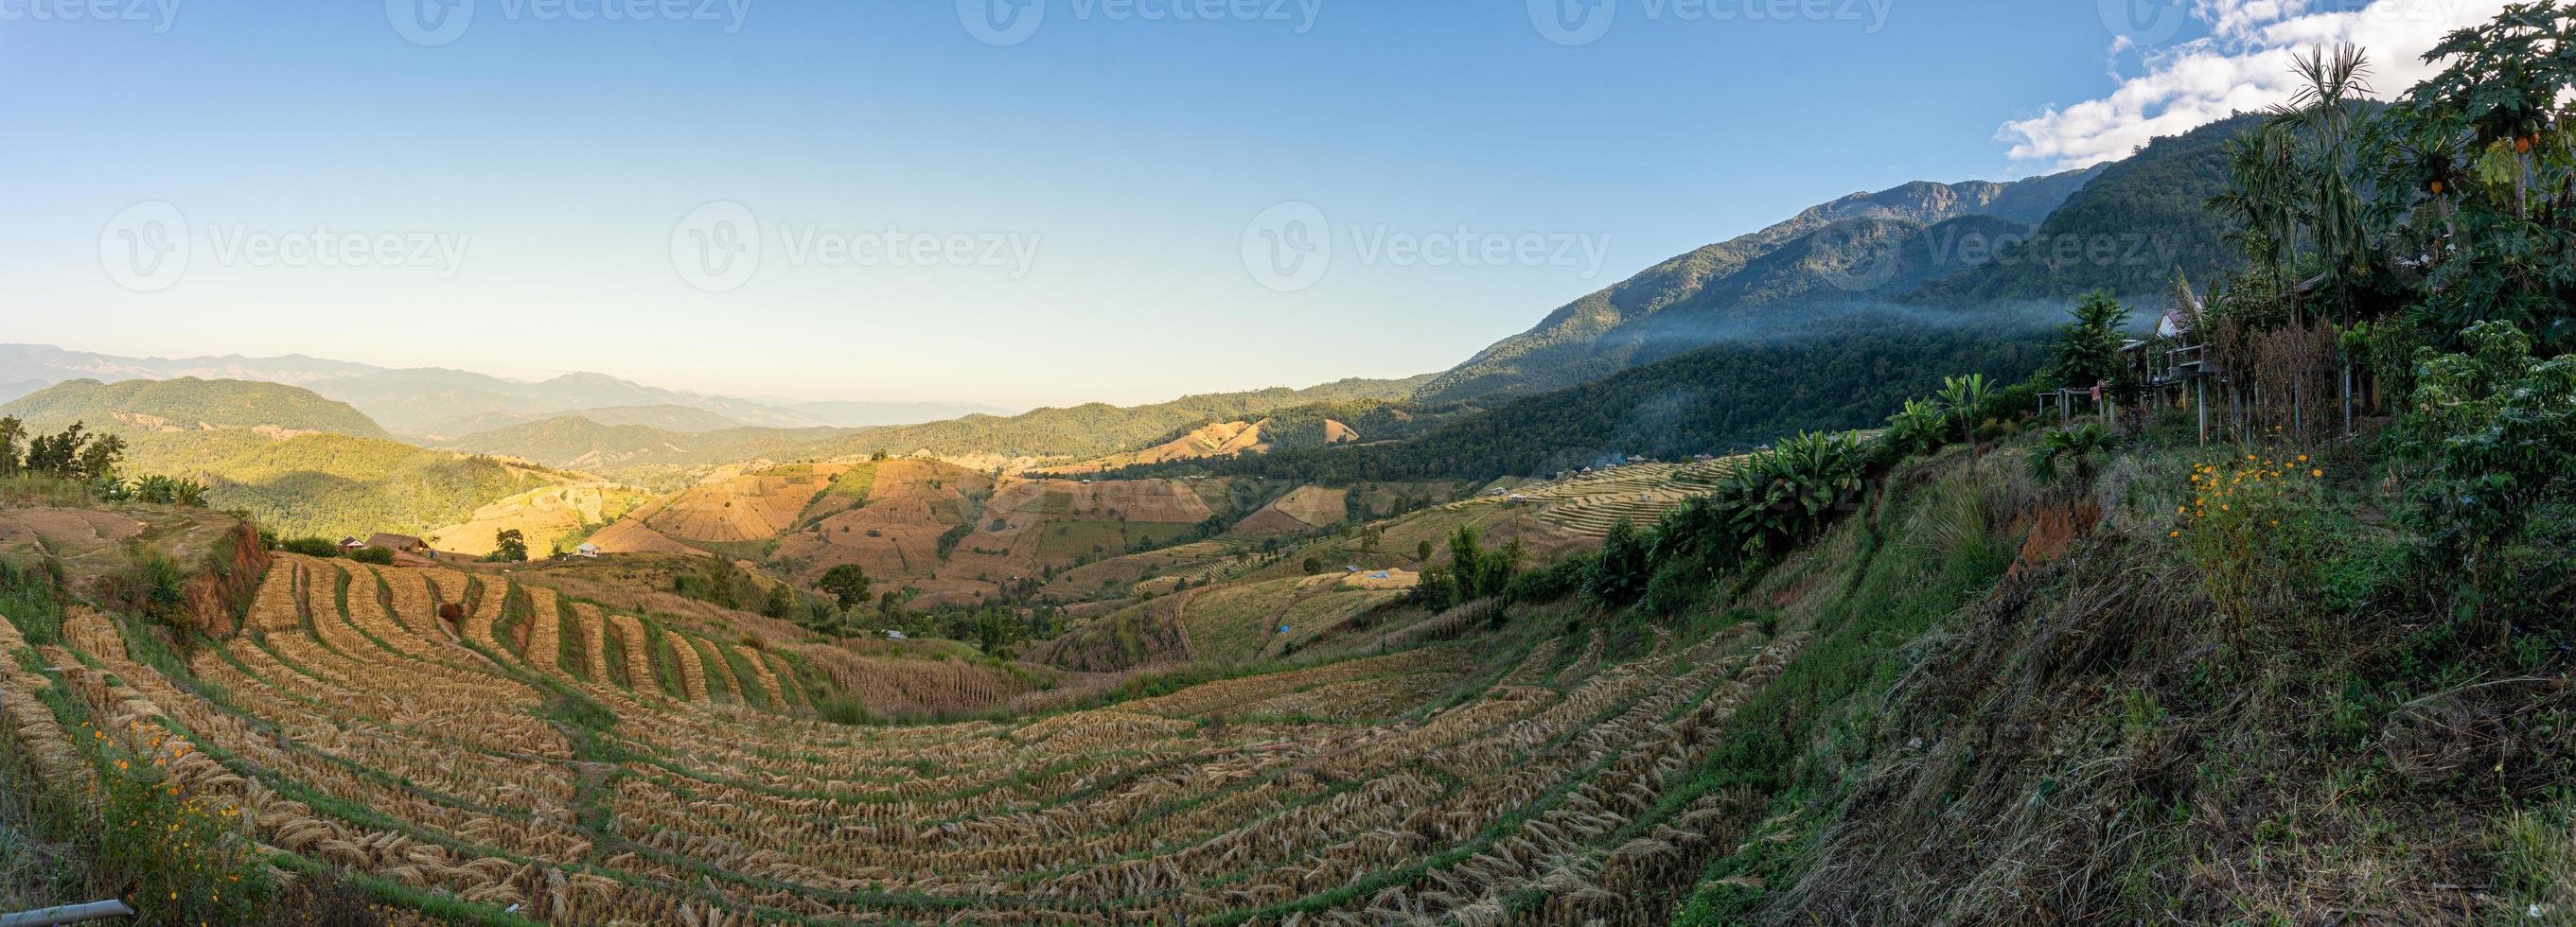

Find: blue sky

[0,0,2444,408]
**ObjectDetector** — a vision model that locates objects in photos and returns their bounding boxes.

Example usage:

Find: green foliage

[2398,321,2576,619]
[1882,397,1950,458]
[2053,290,2130,389]
[6,420,122,481]
[1709,430,1873,560]
[2026,423,2119,486]
[277,536,343,558]
[1160,319,2048,483]
[347,546,395,566]
[73,725,264,926]
[97,547,188,622]
[1935,375,1994,443]
[485,528,529,564]
[1583,517,1651,608]
[818,563,873,611]
[2366,1,2576,347]
[1443,527,1520,603]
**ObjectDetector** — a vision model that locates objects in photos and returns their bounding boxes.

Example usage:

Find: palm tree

[2027,423,2120,486]
[2268,45,2375,324]
[2207,126,2300,271]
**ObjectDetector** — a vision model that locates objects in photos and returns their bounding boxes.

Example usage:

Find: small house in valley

[366,533,429,556]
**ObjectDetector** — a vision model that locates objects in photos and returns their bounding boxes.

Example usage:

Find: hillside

[436,415,852,484]
[788,398,1020,428]
[2,377,390,440]
[792,374,1435,463]
[1411,168,2098,405]
[1144,313,2052,483]
[418,403,750,438]
[1910,113,2260,304]
[10,400,2558,925]
[112,429,573,539]
[422,482,659,557]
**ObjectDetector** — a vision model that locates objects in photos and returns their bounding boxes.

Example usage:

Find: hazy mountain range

[0,344,1013,437]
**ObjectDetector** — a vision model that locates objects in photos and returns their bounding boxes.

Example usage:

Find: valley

[6,7,2576,923]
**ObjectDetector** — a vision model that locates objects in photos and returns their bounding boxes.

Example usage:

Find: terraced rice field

[0,551,1800,925]
[1490,459,1748,538]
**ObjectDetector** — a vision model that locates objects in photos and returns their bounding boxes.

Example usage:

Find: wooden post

[2197,377,2208,446]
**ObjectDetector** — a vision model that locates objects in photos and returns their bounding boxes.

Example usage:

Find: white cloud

[2003,0,2501,168]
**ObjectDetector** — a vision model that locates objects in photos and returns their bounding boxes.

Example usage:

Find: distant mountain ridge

[1410,113,2259,408]
[0,344,993,437]
[1409,167,2103,405]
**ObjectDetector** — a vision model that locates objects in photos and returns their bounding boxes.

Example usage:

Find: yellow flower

[2311,469,2323,479]
[2169,531,2180,538]
[2297,454,2309,463]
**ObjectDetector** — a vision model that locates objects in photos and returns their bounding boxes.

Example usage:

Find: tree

[1583,517,1651,608]
[75,433,127,483]
[819,564,873,611]
[20,422,87,477]
[2369,3,2576,347]
[2054,291,2128,393]
[1301,557,1323,576]
[0,416,23,476]
[486,529,529,563]
[1417,539,1434,562]
[2270,45,2376,324]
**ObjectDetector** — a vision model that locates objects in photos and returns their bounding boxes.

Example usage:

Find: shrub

[816,695,874,726]
[2398,321,2576,624]
[1583,517,1651,608]
[2175,452,2325,635]
[278,536,343,558]
[98,547,188,622]
[78,723,262,925]
[348,546,396,566]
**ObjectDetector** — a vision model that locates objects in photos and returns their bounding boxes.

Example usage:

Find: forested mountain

[1410,168,2100,405]
[1139,312,2053,483]
[2,377,390,439]
[1909,114,2259,304]
[791,375,1436,462]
